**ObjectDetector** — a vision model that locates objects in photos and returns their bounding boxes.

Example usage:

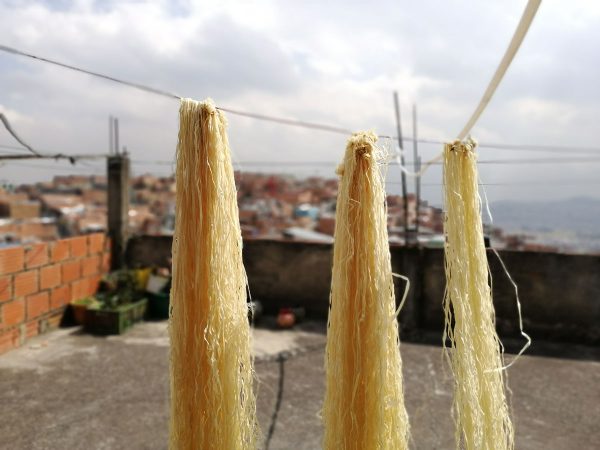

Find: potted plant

[85,270,148,335]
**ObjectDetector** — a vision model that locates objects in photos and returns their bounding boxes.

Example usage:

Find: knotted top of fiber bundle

[179,97,228,126]
[336,131,380,177]
[446,138,478,155]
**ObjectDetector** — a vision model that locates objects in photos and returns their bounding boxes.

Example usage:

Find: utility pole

[412,104,420,240]
[107,154,129,270]
[393,92,409,246]
[107,115,129,270]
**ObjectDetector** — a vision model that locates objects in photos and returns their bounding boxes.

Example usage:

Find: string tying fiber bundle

[443,140,513,450]
[169,98,257,449]
[323,131,409,450]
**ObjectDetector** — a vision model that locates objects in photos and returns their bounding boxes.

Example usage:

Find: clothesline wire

[1,1,588,165]
[456,0,542,140]
[402,0,543,178]
[0,45,182,101]
[131,156,600,167]
[389,181,600,187]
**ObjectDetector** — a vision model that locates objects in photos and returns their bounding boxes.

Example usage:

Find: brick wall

[0,233,111,354]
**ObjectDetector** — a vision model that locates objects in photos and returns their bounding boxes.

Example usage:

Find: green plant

[71,296,99,306]
[96,270,143,310]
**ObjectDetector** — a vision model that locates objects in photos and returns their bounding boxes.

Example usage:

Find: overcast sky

[1,0,599,205]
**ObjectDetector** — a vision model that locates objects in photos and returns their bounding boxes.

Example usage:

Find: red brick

[102,253,111,272]
[26,291,49,319]
[81,255,100,277]
[0,276,11,302]
[25,243,48,268]
[89,274,102,295]
[62,260,81,283]
[26,321,39,339]
[50,284,71,309]
[0,328,20,354]
[0,246,24,275]
[14,270,38,297]
[40,264,61,290]
[105,236,112,252]
[2,299,25,326]
[47,311,62,329]
[50,240,70,262]
[68,236,88,258]
[88,233,105,254]
[70,279,88,302]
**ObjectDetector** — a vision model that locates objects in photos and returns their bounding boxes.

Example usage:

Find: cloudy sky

[1,0,599,205]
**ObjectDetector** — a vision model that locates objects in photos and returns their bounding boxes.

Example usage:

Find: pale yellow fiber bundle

[323,132,409,450]
[443,140,513,450]
[169,98,257,449]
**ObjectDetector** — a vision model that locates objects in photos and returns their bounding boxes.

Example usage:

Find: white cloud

[0,0,599,203]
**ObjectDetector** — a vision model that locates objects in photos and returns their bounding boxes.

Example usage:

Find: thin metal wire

[0,112,40,156]
[5,42,598,157]
[132,155,600,168]
[0,45,182,100]
[0,153,107,161]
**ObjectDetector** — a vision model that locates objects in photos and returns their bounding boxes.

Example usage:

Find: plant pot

[71,303,88,325]
[85,298,148,335]
[147,291,170,319]
[70,297,101,325]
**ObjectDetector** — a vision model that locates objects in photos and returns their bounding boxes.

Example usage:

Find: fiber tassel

[323,132,410,450]
[169,98,257,449]
[443,140,513,450]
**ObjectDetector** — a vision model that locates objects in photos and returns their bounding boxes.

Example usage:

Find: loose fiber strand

[442,139,513,450]
[323,132,410,450]
[169,98,258,449]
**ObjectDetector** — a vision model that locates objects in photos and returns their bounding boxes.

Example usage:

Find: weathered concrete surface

[1,322,598,450]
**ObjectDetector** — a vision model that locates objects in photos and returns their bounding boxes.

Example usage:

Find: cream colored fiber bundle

[169,98,257,449]
[443,140,513,450]
[323,132,409,450]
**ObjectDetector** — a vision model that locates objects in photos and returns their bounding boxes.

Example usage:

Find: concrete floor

[0,320,598,450]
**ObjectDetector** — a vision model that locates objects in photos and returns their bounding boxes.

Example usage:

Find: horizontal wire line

[2,44,599,155]
[131,156,600,167]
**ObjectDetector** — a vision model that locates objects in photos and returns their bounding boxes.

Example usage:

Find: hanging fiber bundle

[323,132,410,450]
[443,140,513,450]
[169,98,257,450]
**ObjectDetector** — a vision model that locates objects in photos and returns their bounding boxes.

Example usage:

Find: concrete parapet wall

[125,236,600,344]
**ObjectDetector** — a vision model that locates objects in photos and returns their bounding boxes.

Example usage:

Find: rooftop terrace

[0,320,598,450]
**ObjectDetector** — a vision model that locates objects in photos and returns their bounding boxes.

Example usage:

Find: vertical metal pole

[412,104,420,238]
[107,154,130,270]
[114,117,119,156]
[109,115,114,154]
[393,92,409,246]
